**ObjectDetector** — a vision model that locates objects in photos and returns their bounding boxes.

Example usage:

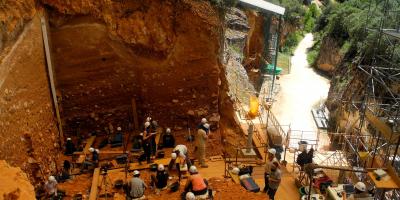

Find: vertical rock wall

[0,15,60,184]
[243,10,265,72]
[42,0,223,132]
[0,0,36,53]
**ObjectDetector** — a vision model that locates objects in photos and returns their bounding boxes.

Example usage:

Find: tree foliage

[315,0,400,63]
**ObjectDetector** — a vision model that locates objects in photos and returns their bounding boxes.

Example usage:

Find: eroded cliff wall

[0,15,60,184]
[41,0,224,131]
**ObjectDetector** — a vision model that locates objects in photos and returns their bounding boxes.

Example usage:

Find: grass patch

[282,31,304,55]
[277,53,291,74]
[307,49,319,66]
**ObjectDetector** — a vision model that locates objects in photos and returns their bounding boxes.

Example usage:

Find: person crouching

[150,164,169,195]
[183,166,209,199]
[127,170,147,200]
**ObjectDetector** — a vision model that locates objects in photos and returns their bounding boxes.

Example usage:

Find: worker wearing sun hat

[127,170,147,200]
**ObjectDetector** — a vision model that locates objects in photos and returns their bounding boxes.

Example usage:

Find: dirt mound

[0,160,35,200]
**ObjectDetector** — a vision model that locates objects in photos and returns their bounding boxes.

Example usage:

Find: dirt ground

[56,125,259,199]
[59,169,267,200]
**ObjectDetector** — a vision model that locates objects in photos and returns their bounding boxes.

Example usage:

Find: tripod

[97,169,113,200]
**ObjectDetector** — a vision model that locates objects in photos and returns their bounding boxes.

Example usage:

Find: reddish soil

[0,0,249,193]
[42,0,224,133]
[0,16,60,185]
[0,160,36,200]
[243,10,265,72]
[59,169,266,200]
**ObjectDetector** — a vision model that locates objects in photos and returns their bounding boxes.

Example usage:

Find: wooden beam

[155,127,162,146]
[40,15,64,144]
[224,157,263,163]
[228,171,240,184]
[131,99,139,130]
[89,168,100,200]
[74,136,96,164]
[365,110,399,143]
[386,164,400,189]
[83,136,97,153]
[74,150,129,155]
[128,158,171,171]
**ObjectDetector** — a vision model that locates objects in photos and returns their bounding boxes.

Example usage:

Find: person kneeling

[127,170,147,200]
[150,164,169,194]
[184,166,209,199]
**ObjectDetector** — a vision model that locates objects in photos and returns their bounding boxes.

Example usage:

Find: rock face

[0,15,60,184]
[243,10,265,72]
[316,37,344,73]
[0,0,36,53]
[41,0,224,131]
[224,7,256,105]
[0,160,36,200]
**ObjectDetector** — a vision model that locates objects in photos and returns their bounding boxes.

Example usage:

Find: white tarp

[239,0,285,15]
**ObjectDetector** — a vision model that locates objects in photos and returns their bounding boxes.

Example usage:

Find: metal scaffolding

[336,0,400,199]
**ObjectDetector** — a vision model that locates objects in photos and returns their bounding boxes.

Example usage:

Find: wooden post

[131,99,139,130]
[41,15,64,144]
[89,168,100,200]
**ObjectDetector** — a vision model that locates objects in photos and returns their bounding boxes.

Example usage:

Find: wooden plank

[74,150,129,155]
[74,136,97,164]
[40,16,64,145]
[89,168,100,200]
[367,164,400,189]
[83,136,97,153]
[155,127,162,146]
[76,155,86,164]
[224,157,263,163]
[365,110,398,143]
[368,171,400,189]
[228,170,240,184]
[253,131,266,160]
[128,158,171,171]
[131,99,139,130]
[386,165,400,188]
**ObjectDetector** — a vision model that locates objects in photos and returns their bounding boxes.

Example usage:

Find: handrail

[267,109,288,144]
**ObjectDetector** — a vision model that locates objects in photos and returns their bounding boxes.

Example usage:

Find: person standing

[162,128,175,147]
[267,161,281,200]
[127,170,147,200]
[64,138,76,155]
[198,118,208,132]
[144,120,157,158]
[195,123,209,168]
[142,122,155,163]
[263,148,278,192]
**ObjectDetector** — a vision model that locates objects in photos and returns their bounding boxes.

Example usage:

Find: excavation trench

[0,1,269,198]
